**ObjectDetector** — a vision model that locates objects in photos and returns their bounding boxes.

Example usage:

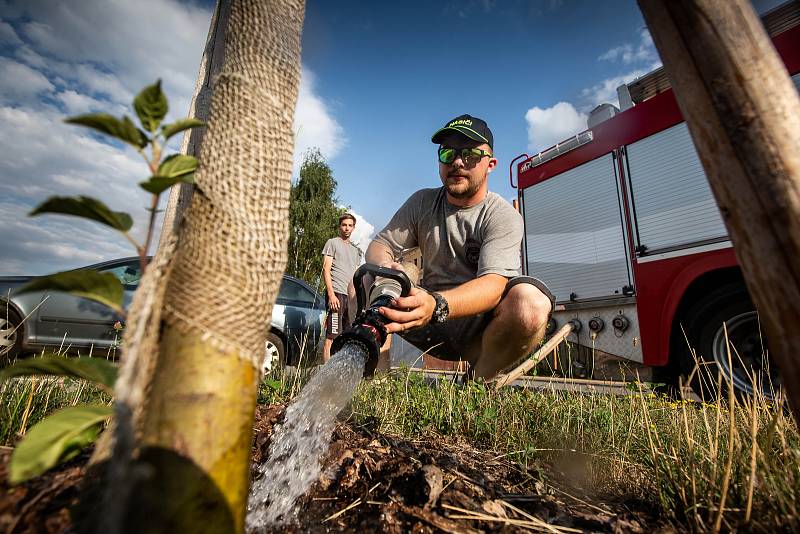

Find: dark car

[0,257,325,370]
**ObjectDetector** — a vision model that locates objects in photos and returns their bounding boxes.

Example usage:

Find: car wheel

[680,283,779,399]
[263,332,285,374]
[0,306,23,366]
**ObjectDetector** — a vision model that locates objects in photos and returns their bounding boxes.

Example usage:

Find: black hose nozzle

[331,263,412,377]
[331,314,386,377]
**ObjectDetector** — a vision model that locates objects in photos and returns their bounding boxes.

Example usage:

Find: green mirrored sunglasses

[438,146,493,165]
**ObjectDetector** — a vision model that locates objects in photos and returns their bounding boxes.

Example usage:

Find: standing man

[364,114,554,379]
[322,213,362,362]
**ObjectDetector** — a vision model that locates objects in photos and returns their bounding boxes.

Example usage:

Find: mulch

[0,405,674,533]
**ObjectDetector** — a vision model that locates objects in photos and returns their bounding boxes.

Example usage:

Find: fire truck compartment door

[522,153,631,303]
[625,122,727,253]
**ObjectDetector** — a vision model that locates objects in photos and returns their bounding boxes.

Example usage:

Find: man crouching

[364,114,554,379]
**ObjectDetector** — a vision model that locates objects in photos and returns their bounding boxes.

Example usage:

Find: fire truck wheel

[681,283,778,400]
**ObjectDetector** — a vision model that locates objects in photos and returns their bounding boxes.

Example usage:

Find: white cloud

[52,174,93,190]
[343,208,375,250]
[293,67,346,172]
[586,28,663,108]
[0,104,155,233]
[0,200,132,275]
[10,0,211,115]
[0,1,346,276]
[0,58,53,102]
[0,1,211,275]
[56,90,119,115]
[524,102,588,153]
[0,20,22,44]
[72,64,135,104]
[0,100,163,276]
[525,64,660,148]
[14,45,48,69]
[598,44,632,63]
[580,66,655,108]
[599,29,658,65]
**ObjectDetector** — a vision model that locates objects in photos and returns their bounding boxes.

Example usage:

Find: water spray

[330,263,412,376]
[246,264,412,528]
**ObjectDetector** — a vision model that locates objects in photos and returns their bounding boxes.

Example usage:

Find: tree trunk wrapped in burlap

[105,1,305,532]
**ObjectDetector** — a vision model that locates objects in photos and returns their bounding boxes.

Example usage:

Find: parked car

[0,257,325,371]
[266,273,327,370]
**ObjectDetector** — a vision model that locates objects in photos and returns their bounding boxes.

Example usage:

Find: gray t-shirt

[322,237,362,294]
[374,187,523,291]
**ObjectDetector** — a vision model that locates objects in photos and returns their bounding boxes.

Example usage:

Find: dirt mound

[1,405,672,533]
[0,447,86,533]
[252,405,668,533]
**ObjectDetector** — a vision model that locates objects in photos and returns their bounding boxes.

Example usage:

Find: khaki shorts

[399,276,555,362]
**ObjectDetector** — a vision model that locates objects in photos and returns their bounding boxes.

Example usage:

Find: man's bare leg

[347,281,357,325]
[472,284,551,379]
[376,334,392,373]
[323,338,332,363]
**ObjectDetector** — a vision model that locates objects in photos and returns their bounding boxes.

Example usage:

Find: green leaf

[0,356,117,393]
[139,173,195,195]
[65,113,147,149]
[157,154,198,179]
[30,196,133,232]
[161,118,204,141]
[134,80,168,132]
[16,270,124,315]
[264,379,282,391]
[9,405,113,484]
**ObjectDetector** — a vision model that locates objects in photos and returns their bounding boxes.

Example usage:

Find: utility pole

[638,0,800,415]
[159,0,231,245]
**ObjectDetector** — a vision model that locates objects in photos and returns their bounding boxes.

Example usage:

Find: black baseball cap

[431,114,493,149]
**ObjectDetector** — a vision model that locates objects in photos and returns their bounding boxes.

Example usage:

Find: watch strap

[429,291,449,324]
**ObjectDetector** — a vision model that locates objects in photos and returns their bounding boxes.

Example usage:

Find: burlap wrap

[115,0,304,413]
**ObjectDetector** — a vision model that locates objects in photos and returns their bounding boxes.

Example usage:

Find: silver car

[0,257,325,370]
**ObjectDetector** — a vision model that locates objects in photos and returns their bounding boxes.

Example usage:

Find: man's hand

[328,293,341,311]
[379,286,436,334]
[381,261,403,271]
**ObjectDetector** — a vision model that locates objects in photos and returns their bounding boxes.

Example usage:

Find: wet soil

[1,405,674,533]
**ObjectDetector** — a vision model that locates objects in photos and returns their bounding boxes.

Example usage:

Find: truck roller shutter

[625,122,728,253]
[523,153,631,303]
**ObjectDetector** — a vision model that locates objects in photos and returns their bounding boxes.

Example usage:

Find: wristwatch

[429,292,449,324]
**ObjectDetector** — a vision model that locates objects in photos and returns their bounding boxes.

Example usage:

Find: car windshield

[101,261,142,288]
[279,279,317,305]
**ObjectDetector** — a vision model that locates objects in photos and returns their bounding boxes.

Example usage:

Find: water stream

[245,344,367,530]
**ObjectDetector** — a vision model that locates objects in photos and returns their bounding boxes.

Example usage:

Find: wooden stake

[494,323,574,389]
[158,0,231,248]
[638,0,800,416]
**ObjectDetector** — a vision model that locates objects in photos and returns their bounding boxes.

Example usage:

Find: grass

[0,333,117,449]
[0,374,111,448]
[259,358,799,532]
[2,345,797,532]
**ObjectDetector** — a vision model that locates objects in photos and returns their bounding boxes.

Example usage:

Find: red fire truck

[513,3,800,396]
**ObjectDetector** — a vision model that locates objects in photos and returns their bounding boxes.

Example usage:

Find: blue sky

[0,0,786,275]
[302,0,661,230]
